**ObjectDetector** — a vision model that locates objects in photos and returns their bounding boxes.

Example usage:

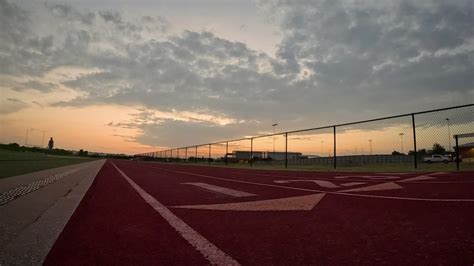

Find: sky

[0,0,473,155]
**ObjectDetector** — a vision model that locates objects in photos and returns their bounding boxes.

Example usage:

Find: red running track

[45,160,474,265]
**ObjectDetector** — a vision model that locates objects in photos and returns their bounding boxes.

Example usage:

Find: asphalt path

[44,160,474,265]
[0,160,105,265]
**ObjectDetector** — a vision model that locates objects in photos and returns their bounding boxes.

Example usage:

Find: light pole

[41,130,46,148]
[272,123,278,153]
[446,118,451,152]
[25,128,29,146]
[399,133,404,154]
[368,139,372,155]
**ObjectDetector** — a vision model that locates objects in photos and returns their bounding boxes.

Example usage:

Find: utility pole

[368,139,372,155]
[320,140,324,156]
[41,130,46,148]
[446,118,451,152]
[25,128,29,146]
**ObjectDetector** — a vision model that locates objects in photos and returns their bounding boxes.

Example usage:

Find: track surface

[45,160,474,265]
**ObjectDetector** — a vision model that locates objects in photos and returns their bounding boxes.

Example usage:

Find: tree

[78,149,89,156]
[8,143,20,149]
[409,149,428,161]
[391,151,402,155]
[430,143,446,155]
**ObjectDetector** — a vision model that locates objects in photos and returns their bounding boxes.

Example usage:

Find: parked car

[423,154,451,164]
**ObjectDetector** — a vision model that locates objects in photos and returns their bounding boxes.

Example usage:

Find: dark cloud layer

[266,0,474,101]
[1,0,473,148]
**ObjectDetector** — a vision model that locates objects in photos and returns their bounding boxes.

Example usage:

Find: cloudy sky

[1,0,473,154]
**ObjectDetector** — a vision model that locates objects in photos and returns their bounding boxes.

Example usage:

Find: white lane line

[231,171,388,183]
[173,193,326,211]
[376,172,413,175]
[334,175,399,180]
[220,171,465,184]
[340,182,366,187]
[152,166,474,202]
[399,175,436,182]
[338,182,403,193]
[111,162,240,266]
[183,182,256,197]
[431,172,449,175]
[274,180,339,188]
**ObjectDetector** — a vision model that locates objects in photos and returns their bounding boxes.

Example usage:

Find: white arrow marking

[182,182,256,197]
[172,193,326,211]
[340,182,367,187]
[338,182,403,193]
[274,180,339,188]
[399,175,436,182]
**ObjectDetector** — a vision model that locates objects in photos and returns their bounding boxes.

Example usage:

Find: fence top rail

[137,103,473,156]
[454,132,474,138]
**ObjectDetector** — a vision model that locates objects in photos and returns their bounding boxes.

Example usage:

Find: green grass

[156,160,474,173]
[0,149,97,178]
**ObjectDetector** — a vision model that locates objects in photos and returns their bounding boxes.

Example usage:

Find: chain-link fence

[137,104,474,171]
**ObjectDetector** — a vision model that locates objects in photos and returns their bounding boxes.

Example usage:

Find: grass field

[0,149,97,178]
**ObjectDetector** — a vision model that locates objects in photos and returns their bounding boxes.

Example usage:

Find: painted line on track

[274,179,340,188]
[111,162,240,266]
[198,170,474,184]
[148,165,474,202]
[183,182,256,197]
[338,182,403,193]
[341,182,367,187]
[172,193,326,211]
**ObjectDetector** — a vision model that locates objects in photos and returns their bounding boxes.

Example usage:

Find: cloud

[49,3,95,25]
[141,15,170,33]
[53,30,289,123]
[261,0,474,103]
[11,80,58,92]
[133,119,256,148]
[0,98,28,114]
[98,10,142,35]
[32,101,43,108]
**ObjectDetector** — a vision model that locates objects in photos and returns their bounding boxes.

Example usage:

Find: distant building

[457,142,474,162]
[234,151,264,160]
[266,151,302,160]
[232,150,303,160]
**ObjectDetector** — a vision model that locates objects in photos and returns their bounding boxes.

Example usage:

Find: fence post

[250,138,253,167]
[455,135,459,171]
[195,146,198,163]
[333,126,337,169]
[208,144,211,165]
[285,133,288,168]
[226,141,229,165]
[411,113,418,169]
